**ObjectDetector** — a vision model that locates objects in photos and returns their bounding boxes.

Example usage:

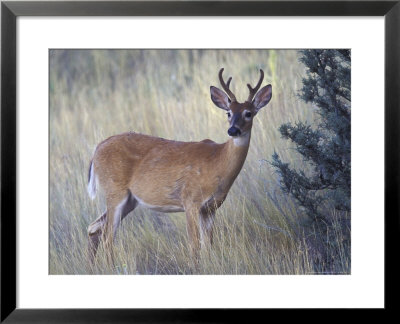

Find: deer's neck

[219,132,251,185]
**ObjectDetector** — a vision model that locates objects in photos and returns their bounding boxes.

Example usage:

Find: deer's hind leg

[88,190,138,266]
[88,211,107,265]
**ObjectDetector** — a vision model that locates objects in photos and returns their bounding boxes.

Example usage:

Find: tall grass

[49,49,350,274]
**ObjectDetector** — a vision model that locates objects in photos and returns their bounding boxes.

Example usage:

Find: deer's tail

[87,160,97,200]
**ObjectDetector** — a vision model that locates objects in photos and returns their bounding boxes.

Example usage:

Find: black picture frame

[1,1,399,322]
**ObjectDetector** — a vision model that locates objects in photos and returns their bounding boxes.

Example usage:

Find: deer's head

[210,68,272,137]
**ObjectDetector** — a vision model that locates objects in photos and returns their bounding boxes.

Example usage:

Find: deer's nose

[228,126,241,137]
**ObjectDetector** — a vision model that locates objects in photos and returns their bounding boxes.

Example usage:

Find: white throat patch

[233,132,250,147]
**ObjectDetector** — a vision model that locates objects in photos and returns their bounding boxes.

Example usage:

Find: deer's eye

[245,112,252,118]
[227,112,231,118]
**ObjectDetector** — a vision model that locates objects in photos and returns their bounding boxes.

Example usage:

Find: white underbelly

[133,195,184,213]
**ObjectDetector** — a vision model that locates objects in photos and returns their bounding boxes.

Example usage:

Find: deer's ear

[253,85,272,112]
[210,86,230,111]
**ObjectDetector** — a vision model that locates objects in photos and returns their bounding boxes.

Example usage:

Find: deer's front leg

[200,211,215,247]
[185,206,201,261]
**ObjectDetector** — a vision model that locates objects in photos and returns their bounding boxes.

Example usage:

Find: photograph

[49,49,351,275]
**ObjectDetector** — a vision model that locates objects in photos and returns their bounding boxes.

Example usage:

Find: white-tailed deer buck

[87,68,272,265]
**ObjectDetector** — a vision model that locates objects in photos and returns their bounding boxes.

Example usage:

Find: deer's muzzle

[228,126,241,137]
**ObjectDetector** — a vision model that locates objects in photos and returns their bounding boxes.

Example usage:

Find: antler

[247,69,264,102]
[219,68,237,102]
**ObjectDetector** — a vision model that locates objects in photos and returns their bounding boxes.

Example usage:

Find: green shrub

[272,49,351,222]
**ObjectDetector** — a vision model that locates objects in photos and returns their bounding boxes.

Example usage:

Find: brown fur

[87,69,272,266]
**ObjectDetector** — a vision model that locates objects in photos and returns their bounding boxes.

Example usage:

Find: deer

[87,68,272,266]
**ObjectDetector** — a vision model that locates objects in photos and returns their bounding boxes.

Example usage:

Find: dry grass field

[49,49,350,275]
